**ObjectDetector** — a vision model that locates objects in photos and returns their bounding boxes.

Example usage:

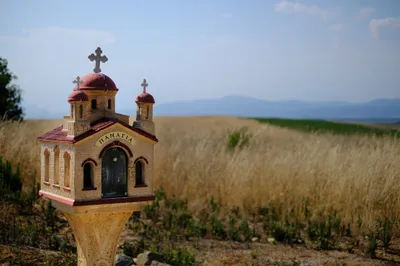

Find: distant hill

[24,96,400,123]
[152,96,400,123]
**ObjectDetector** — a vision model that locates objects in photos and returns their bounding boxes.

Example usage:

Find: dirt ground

[2,239,399,266]
[117,228,400,266]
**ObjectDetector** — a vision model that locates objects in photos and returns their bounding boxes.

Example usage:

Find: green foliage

[207,198,226,240]
[23,219,40,247]
[345,223,352,237]
[0,156,39,211]
[44,200,57,233]
[122,239,146,258]
[210,197,219,213]
[50,252,77,266]
[228,215,240,241]
[0,57,24,121]
[227,127,252,150]
[142,186,167,221]
[252,118,400,137]
[0,156,23,203]
[0,157,74,260]
[20,171,39,210]
[142,197,160,221]
[197,217,208,238]
[238,219,252,242]
[306,215,339,250]
[163,247,196,266]
[155,186,167,201]
[270,221,297,244]
[376,217,394,250]
[209,213,226,240]
[129,188,398,262]
[365,234,377,258]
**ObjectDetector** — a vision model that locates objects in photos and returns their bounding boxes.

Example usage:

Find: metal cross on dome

[141,79,148,93]
[73,76,83,90]
[88,47,108,73]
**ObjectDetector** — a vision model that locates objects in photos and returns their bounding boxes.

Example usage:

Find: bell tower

[67,76,90,137]
[133,79,156,135]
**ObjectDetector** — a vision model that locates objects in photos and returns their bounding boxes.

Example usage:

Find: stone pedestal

[51,201,150,266]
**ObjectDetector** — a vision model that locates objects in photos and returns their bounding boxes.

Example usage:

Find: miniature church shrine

[37,47,157,266]
[38,47,157,203]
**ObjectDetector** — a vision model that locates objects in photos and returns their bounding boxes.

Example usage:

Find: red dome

[76,73,118,91]
[68,90,89,102]
[136,92,155,104]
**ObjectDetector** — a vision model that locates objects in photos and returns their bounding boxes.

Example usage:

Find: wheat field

[1,116,399,233]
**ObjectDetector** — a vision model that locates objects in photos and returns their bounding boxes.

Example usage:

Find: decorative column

[52,201,149,266]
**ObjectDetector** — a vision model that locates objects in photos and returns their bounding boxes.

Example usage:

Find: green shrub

[178,211,193,228]
[239,219,252,242]
[0,156,23,202]
[210,213,226,240]
[197,217,208,238]
[163,247,196,266]
[209,197,219,213]
[166,197,188,212]
[270,221,297,244]
[365,234,377,258]
[307,215,339,250]
[122,239,145,258]
[228,216,240,241]
[227,127,252,150]
[43,200,57,234]
[376,218,393,251]
[142,201,160,221]
[10,162,22,192]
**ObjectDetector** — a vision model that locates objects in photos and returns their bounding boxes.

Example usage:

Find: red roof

[136,92,155,104]
[37,117,158,143]
[68,90,89,102]
[75,73,118,91]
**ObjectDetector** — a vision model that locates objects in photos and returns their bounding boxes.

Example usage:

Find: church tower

[66,77,91,137]
[133,79,156,135]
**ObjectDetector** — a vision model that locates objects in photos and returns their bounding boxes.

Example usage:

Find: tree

[0,57,24,120]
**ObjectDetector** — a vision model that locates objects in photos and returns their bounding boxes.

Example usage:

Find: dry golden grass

[1,116,399,233]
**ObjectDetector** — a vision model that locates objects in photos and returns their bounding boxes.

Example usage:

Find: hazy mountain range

[24,96,400,124]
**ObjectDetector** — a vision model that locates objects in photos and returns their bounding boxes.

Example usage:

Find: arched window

[83,163,94,189]
[136,106,140,120]
[108,99,112,110]
[79,105,83,119]
[64,152,71,187]
[135,161,145,186]
[44,149,50,182]
[71,105,74,118]
[53,146,60,184]
[91,99,97,110]
[146,106,149,119]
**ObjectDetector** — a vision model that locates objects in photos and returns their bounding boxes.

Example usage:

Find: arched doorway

[101,147,128,198]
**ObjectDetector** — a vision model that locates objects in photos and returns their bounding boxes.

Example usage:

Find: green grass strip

[251,118,400,137]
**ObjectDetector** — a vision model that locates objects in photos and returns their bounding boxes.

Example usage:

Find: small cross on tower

[73,76,83,90]
[141,79,148,93]
[88,47,108,73]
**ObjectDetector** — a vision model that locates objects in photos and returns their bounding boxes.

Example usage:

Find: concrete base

[65,211,131,266]
[50,200,152,266]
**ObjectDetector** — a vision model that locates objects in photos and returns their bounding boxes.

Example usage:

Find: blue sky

[1,0,400,116]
